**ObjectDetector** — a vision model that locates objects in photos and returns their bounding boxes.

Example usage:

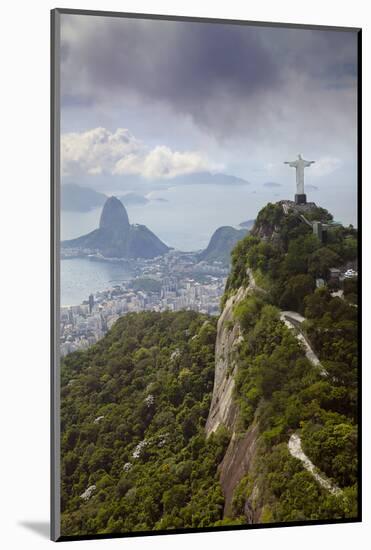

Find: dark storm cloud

[61,16,356,99]
[60,15,358,228]
[60,14,357,139]
[61,17,281,109]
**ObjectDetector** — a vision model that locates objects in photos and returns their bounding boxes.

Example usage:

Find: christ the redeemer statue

[284,154,315,205]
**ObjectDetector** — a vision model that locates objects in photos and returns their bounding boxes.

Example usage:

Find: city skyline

[60,250,228,355]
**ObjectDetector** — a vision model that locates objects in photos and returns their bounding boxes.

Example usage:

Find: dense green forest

[61,311,228,535]
[223,203,358,521]
[60,201,358,535]
[229,296,357,521]
[226,203,357,308]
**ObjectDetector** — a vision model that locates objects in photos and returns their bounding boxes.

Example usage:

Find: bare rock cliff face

[219,422,260,519]
[205,283,261,521]
[205,286,247,436]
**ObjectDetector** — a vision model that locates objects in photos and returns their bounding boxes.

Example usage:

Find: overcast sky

[60,13,358,219]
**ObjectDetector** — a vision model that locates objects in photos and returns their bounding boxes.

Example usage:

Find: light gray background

[0,1,368,549]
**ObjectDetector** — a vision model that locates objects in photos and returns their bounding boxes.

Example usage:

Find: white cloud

[113,145,214,179]
[61,127,141,176]
[310,156,342,178]
[61,127,218,179]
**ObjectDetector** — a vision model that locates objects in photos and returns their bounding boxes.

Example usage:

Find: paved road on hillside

[247,269,327,376]
[279,311,328,376]
[288,433,342,497]
[246,268,340,497]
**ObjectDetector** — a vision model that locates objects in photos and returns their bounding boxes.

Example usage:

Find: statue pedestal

[295,194,307,205]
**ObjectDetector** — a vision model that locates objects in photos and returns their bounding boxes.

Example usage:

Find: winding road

[247,268,340,496]
[288,433,342,497]
[279,311,328,376]
[247,268,327,376]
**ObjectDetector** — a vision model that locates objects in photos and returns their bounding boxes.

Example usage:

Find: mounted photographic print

[51,8,361,541]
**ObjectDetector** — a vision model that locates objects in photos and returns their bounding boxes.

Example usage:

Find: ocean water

[60,182,357,305]
[61,258,133,306]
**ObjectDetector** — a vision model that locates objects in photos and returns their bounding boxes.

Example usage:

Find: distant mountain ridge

[174,172,250,186]
[118,193,168,205]
[117,193,149,206]
[198,226,248,266]
[62,171,250,194]
[61,184,165,212]
[239,219,256,229]
[61,196,170,259]
[61,183,107,211]
[263,181,282,188]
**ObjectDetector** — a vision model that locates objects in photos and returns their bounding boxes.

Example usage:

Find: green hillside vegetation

[60,311,229,536]
[226,202,357,312]
[230,297,357,521]
[223,202,358,521]
[59,200,358,535]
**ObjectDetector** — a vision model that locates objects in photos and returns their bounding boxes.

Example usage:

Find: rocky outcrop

[205,286,247,436]
[62,196,170,259]
[80,485,96,501]
[99,196,130,232]
[219,421,260,518]
[205,277,262,521]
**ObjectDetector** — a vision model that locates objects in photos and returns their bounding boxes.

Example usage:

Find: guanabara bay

[60,200,358,536]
